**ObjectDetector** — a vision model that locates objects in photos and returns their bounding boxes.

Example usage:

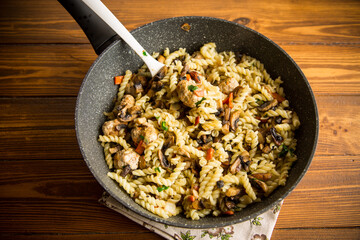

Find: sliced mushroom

[216,180,224,189]
[232,85,243,98]
[258,99,278,112]
[229,157,241,174]
[139,156,147,169]
[114,148,140,170]
[230,110,242,131]
[163,132,175,150]
[249,176,268,193]
[180,64,190,77]
[120,165,132,177]
[240,151,251,172]
[251,173,272,181]
[224,106,231,122]
[225,200,236,210]
[275,116,283,124]
[118,105,141,122]
[225,187,241,197]
[270,127,284,145]
[125,75,147,96]
[221,122,230,135]
[158,149,170,169]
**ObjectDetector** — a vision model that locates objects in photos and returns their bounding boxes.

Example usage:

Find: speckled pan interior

[75,16,318,229]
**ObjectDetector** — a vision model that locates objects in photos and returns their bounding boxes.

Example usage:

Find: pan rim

[75,16,319,228]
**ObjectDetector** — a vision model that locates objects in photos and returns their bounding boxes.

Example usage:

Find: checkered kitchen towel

[99,192,282,240]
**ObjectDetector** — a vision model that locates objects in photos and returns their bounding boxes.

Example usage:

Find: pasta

[99,43,300,220]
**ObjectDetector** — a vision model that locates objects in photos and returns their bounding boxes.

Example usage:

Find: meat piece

[114,148,140,170]
[131,122,158,145]
[102,119,125,136]
[218,78,239,95]
[176,79,204,108]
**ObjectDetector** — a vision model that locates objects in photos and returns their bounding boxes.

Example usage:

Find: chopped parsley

[279,144,294,157]
[195,97,206,106]
[157,185,169,192]
[142,50,147,56]
[155,167,161,173]
[188,85,198,92]
[161,121,168,131]
[256,98,264,105]
[155,116,160,120]
[140,135,145,140]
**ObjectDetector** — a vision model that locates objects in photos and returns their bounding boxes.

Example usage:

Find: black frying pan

[59,0,319,228]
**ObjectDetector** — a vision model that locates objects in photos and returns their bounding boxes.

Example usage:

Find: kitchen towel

[99,192,282,240]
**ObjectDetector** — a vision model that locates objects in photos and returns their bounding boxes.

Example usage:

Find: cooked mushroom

[163,132,175,150]
[158,149,170,169]
[221,122,230,135]
[102,119,124,136]
[176,79,204,108]
[216,180,224,189]
[229,158,241,174]
[232,85,243,98]
[225,200,236,210]
[180,64,190,77]
[120,165,132,177]
[109,145,121,154]
[118,105,141,122]
[153,67,167,82]
[125,74,147,96]
[275,116,283,124]
[177,147,191,158]
[270,127,284,145]
[131,122,158,145]
[114,148,140,170]
[225,187,241,197]
[258,99,278,112]
[147,81,164,98]
[139,156,147,169]
[240,151,251,172]
[224,106,231,122]
[230,110,242,131]
[218,78,239,95]
[251,173,272,181]
[249,176,268,193]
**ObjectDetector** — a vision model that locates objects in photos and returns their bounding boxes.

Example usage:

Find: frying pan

[59,0,319,228]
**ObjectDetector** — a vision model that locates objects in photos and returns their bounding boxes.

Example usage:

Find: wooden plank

[0,95,358,160]
[272,228,360,240]
[0,155,359,233]
[0,44,359,97]
[0,228,358,240]
[0,0,359,44]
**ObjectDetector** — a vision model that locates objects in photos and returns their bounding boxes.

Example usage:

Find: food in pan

[98,42,300,219]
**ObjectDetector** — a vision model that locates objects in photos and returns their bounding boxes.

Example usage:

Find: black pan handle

[58,0,120,55]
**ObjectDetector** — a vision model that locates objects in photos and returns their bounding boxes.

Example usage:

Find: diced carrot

[224,210,234,215]
[206,148,214,160]
[186,74,191,81]
[271,92,286,103]
[114,75,124,85]
[135,140,145,154]
[228,92,234,109]
[194,116,200,126]
[194,89,204,97]
[189,195,195,202]
[222,95,229,104]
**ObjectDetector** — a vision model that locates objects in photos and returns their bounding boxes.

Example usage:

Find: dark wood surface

[0,0,359,239]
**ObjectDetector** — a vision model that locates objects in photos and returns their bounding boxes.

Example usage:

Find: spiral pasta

[99,43,300,220]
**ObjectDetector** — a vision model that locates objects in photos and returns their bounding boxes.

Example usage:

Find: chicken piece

[131,122,158,145]
[113,148,140,170]
[176,79,204,108]
[116,95,141,122]
[102,119,126,136]
[218,78,239,95]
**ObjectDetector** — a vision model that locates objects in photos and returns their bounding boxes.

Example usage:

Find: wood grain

[0,44,359,97]
[0,155,358,233]
[0,0,359,45]
[1,95,358,160]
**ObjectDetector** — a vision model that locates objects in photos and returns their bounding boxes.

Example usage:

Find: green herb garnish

[157,185,169,192]
[256,98,264,105]
[161,121,168,131]
[155,167,161,173]
[195,97,206,106]
[279,144,289,157]
[155,116,160,120]
[188,85,198,92]
[140,135,145,140]
[142,50,147,56]
[289,148,295,157]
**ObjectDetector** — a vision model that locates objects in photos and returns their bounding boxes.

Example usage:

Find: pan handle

[58,0,120,55]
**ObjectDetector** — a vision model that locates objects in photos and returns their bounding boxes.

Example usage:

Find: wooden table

[1,0,359,239]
